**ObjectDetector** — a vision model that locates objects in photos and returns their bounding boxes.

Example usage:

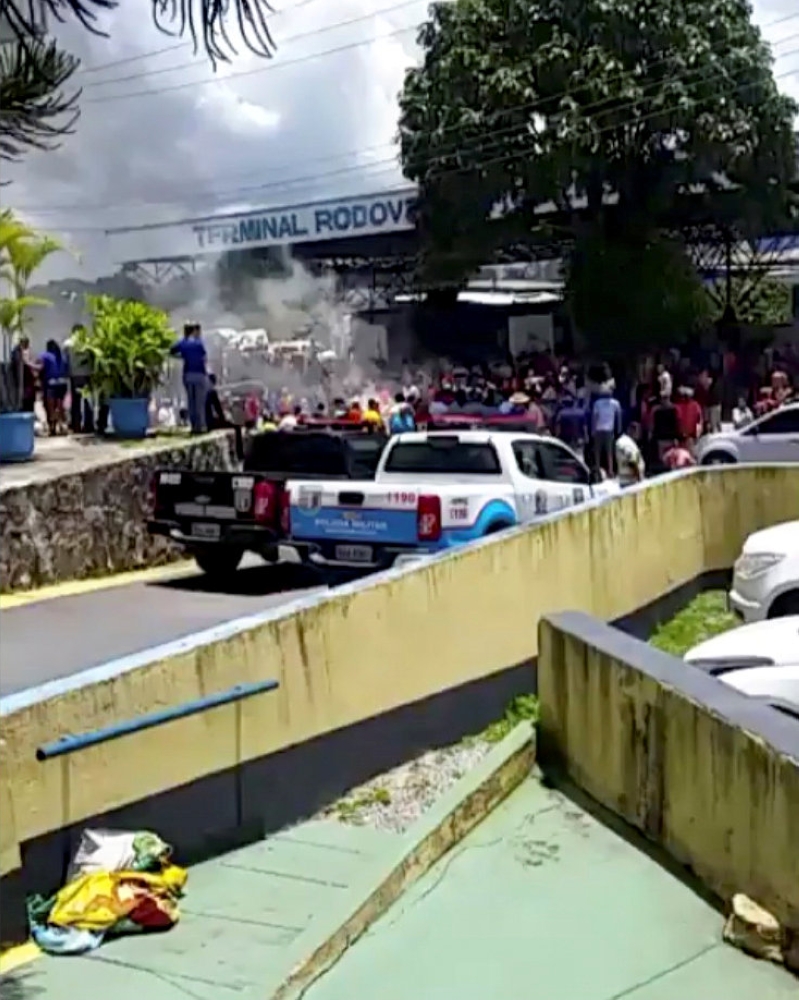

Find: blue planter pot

[0,411,35,463]
[109,397,150,439]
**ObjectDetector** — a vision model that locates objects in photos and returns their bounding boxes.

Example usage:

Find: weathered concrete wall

[0,432,237,592]
[2,465,797,858]
[537,611,799,934]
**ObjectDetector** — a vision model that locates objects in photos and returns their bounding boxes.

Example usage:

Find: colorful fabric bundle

[28,829,187,956]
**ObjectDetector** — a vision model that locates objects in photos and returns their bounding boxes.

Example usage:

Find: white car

[685,617,799,713]
[695,402,799,465]
[729,519,799,622]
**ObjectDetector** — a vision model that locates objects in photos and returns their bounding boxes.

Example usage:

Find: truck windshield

[384,440,501,475]
[244,432,384,477]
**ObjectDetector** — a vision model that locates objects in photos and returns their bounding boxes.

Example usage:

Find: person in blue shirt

[388,392,416,434]
[171,322,208,434]
[591,384,622,476]
[39,339,68,435]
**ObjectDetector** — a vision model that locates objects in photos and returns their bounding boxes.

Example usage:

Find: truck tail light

[417,494,441,541]
[253,480,276,524]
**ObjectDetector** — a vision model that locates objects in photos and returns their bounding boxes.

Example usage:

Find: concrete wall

[537,611,799,934]
[0,431,237,592]
[2,464,797,867]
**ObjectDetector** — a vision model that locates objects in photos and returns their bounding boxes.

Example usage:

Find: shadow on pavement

[0,970,45,1000]
[148,562,374,598]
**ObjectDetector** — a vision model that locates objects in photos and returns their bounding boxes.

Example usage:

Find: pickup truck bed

[147,429,387,577]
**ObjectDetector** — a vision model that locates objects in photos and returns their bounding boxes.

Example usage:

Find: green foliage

[480,694,539,743]
[0,211,62,411]
[399,0,797,324]
[706,275,792,326]
[650,591,738,657]
[77,296,175,400]
[566,232,712,354]
[0,37,80,162]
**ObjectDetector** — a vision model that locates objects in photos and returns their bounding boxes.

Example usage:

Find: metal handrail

[35,679,279,761]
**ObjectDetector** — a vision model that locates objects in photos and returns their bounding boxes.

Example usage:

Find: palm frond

[3,0,277,66]
[0,36,81,162]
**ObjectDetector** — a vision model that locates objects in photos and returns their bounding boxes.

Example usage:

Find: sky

[3,0,799,282]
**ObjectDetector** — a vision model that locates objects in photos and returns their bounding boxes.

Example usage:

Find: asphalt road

[0,557,353,699]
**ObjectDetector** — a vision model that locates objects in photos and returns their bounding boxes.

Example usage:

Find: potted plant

[0,211,62,462]
[76,295,175,439]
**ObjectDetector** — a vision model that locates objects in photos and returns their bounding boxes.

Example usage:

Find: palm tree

[0,209,62,411]
[0,0,277,162]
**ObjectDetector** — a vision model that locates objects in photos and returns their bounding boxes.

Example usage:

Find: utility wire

[20,36,799,215]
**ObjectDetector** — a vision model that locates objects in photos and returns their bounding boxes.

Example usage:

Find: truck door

[511,439,589,518]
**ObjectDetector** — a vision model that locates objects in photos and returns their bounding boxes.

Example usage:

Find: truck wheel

[701,451,735,466]
[193,548,244,578]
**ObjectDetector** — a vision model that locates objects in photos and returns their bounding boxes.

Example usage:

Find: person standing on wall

[171,322,208,434]
[64,324,94,433]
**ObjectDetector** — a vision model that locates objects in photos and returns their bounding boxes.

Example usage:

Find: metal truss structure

[121,257,201,286]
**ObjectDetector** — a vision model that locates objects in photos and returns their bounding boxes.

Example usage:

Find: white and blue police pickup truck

[285,430,619,569]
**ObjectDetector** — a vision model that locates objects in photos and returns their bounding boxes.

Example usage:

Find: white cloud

[4,0,798,282]
[5,0,423,279]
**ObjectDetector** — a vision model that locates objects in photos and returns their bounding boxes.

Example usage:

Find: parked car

[695,402,799,465]
[684,616,799,711]
[147,427,387,579]
[728,519,799,622]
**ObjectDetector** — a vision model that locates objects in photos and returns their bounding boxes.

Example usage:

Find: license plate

[335,544,373,563]
[191,522,221,540]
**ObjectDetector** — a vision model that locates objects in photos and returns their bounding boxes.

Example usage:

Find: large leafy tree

[0,0,278,162]
[398,0,797,347]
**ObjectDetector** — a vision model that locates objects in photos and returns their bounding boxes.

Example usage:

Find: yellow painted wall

[537,617,799,932]
[2,466,798,869]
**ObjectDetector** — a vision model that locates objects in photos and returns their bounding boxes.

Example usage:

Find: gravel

[319,738,493,834]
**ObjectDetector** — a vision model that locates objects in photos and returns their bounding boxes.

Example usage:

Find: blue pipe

[36,679,279,761]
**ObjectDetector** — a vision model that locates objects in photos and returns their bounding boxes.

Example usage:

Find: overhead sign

[107,187,419,264]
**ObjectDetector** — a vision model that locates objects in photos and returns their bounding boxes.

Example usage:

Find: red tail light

[417,494,441,541]
[253,480,276,524]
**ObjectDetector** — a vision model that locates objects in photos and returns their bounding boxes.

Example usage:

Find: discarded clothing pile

[28,828,188,956]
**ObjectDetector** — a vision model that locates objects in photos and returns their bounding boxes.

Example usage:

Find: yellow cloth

[48,865,187,932]
[362,409,383,427]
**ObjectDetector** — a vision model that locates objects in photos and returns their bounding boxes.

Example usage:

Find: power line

[81,21,418,104]
[20,33,799,215]
[76,42,190,76]
[34,53,799,242]
[80,7,799,106]
[82,0,416,89]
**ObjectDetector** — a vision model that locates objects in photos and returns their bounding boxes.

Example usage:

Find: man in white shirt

[615,423,646,487]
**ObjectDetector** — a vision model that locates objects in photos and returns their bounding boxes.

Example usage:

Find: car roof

[685,616,799,666]
[398,430,553,445]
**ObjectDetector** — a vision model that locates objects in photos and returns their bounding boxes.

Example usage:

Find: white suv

[696,402,799,465]
[729,520,799,622]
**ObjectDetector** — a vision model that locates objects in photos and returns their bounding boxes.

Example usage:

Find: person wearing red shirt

[674,387,703,445]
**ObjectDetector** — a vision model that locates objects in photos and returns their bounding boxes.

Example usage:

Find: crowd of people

[8,319,799,489]
[223,346,798,484]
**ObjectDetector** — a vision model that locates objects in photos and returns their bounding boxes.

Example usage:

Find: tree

[0,209,63,410]
[398,0,798,347]
[0,36,80,162]
[0,0,277,161]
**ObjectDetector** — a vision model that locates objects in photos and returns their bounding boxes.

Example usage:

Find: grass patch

[650,590,739,658]
[474,694,539,745]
